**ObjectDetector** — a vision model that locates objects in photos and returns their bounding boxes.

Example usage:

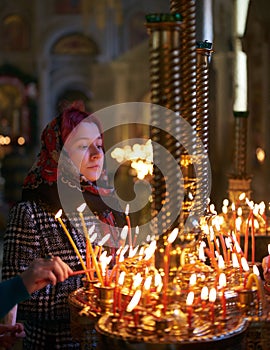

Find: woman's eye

[79,145,88,150]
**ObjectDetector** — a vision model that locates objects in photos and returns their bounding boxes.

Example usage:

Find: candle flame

[120,225,128,240]
[268,243,270,255]
[239,192,246,201]
[118,271,126,285]
[88,225,95,236]
[77,203,87,213]
[186,291,194,306]
[144,240,156,261]
[189,273,197,286]
[126,290,141,312]
[125,204,130,216]
[55,209,62,219]
[98,233,111,246]
[201,286,209,301]
[253,264,260,276]
[132,273,142,289]
[144,276,152,291]
[241,256,250,272]
[232,252,240,268]
[218,272,227,288]
[90,232,97,243]
[135,225,139,235]
[167,228,178,244]
[218,255,225,269]
[128,245,139,258]
[209,287,217,302]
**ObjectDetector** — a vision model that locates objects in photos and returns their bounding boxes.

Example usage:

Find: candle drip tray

[96,313,248,350]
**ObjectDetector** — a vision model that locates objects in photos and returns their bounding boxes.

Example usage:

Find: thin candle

[55,209,89,280]
[77,204,104,286]
[186,291,194,329]
[163,228,178,311]
[209,287,216,324]
[125,204,132,246]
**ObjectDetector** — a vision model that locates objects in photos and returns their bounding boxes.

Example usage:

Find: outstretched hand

[262,255,270,282]
[0,323,24,348]
[20,256,73,294]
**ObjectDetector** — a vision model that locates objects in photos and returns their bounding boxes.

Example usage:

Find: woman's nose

[89,144,102,158]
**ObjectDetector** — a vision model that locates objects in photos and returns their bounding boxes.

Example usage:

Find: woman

[2,101,126,349]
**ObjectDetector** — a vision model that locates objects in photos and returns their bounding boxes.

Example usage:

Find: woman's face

[65,121,104,182]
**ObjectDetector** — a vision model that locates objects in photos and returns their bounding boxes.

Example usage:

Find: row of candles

[207,193,269,265]
[54,199,267,334]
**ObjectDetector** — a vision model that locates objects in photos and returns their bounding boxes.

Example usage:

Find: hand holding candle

[55,209,89,279]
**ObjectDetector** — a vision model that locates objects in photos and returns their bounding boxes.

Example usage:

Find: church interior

[1,0,270,349]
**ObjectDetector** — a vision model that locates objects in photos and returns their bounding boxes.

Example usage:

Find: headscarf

[22,102,127,240]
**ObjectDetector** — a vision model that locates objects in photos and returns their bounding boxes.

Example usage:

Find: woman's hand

[0,323,24,348]
[262,255,270,282]
[20,256,73,294]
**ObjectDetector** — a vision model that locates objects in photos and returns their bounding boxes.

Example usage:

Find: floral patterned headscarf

[22,103,127,236]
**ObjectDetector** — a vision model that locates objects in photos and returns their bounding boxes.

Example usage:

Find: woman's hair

[60,100,102,144]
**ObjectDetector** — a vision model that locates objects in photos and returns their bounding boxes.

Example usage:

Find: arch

[52,32,99,55]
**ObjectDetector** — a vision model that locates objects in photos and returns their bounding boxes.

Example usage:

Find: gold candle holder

[95,283,115,314]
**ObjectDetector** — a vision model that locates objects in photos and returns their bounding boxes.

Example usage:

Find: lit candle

[133,225,139,247]
[189,273,197,291]
[200,286,208,310]
[186,291,194,329]
[218,273,227,319]
[126,289,142,312]
[125,204,132,246]
[163,228,178,311]
[209,287,216,324]
[119,225,128,248]
[55,209,89,279]
[77,204,104,285]
[241,256,250,288]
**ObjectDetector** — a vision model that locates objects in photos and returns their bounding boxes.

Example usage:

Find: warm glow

[120,225,128,240]
[126,290,142,312]
[144,240,157,261]
[241,257,250,272]
[132,273,143,289]
[144,276,152,291]
[218,273,227,288]
[218,256,225,270]
[256,147,265,163]
[232,253,239,268]
[253,265,260,276]
[186,291,194,306]
[189,273,197,287]
[201,286,209,301]
[55,209,62,219]
[111,140,153,179]
[118,271,126,285]
[167,228,179,244]
[17,136,25,145]
[209,288,217,302]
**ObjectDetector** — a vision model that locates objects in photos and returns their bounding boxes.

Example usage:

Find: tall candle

[219,273,227,319]
[186,291,194,329]
[125,204,132,246]
[77,204,104,285]
[55,209,89,280]
[209,287,216,324]
[163,228,178,311]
